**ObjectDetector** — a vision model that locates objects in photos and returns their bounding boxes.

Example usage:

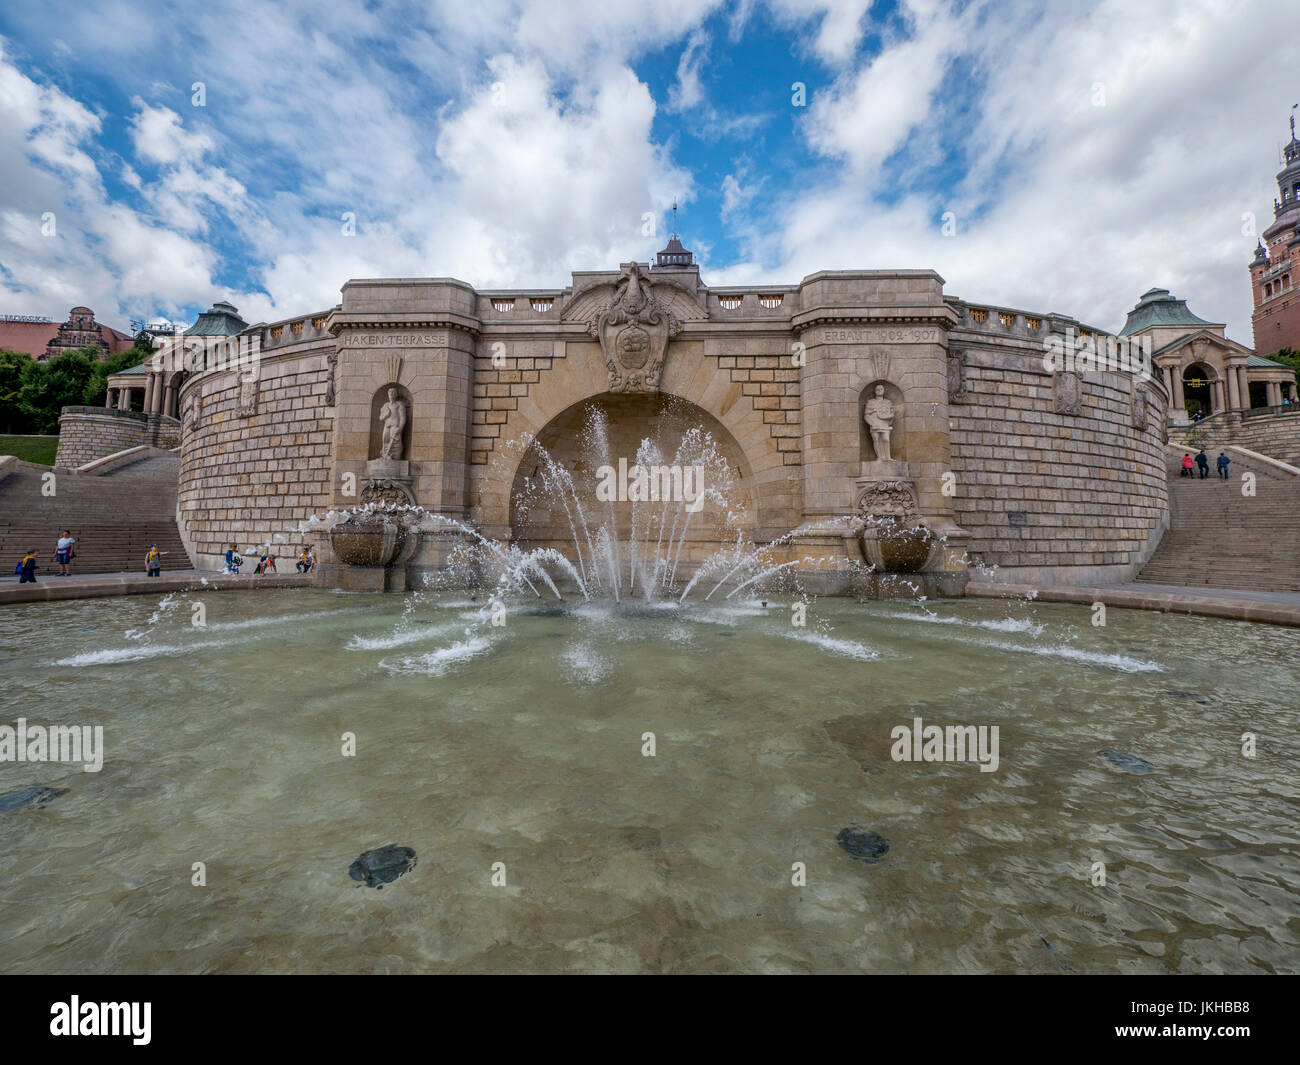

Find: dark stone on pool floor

[349,845,417,889]
[1098,750,1156,774]
[0,786,69,812]
[1164,690,1210,703]
[836,826,890,862]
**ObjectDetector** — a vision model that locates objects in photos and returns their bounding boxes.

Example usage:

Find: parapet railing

[1241,401,1300,419]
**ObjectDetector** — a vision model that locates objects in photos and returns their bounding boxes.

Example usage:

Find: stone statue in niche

[1054,370,1082,415]
[864,384,896,462]
[379,387,407,460]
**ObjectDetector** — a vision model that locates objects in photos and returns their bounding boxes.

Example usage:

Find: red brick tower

[1250,110,1300,356]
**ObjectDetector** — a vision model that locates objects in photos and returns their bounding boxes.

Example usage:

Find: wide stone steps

[1136,448,1300,592]
[0,456,189,578]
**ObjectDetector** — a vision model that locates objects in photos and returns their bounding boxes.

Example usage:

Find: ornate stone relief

[325,351,338,406]
[1054,370,1082,416]
[360,478,416,507]
[587,263,681,392]
[1131,383,1148,430]
[237,374,259,417]
[947,350,968,403]
[856,479,919,522]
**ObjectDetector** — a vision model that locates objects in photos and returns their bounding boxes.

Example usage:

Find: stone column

[118,387,131,411]
[105,388,115,409]
[1238,365,1251,408]
[1211,379,1223,412]
[1226,363,1240,409]
[1267,380,1281,406]
[1163,364,1176,403]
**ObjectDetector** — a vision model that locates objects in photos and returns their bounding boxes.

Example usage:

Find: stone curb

[0,572,315,606]
[967,580,1300,628]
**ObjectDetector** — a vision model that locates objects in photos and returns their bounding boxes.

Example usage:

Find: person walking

[16,549,38,583]
[145,544,168,577]
[1216,451,1231,480]
[1195,450,1210,479]
[54,530,76,575]
[1181,453,1194,478]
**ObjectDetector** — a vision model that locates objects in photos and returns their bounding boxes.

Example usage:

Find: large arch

[468,337,798,542]
[507,391,756,561]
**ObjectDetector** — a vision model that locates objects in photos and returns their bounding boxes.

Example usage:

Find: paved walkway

[0,569,314,605]
[967,579,1300,627]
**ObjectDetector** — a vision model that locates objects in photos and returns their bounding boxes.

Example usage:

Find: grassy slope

[0,435,59,466]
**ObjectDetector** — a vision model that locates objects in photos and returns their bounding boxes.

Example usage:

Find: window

[718,296,743,310]
[758,295,783,309]
[491,299,514,313]
[529,298,554,312]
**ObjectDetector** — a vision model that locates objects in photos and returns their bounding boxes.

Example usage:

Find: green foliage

[0,350,33,433]
[1264,347,1299,383]
[83,343,154,407]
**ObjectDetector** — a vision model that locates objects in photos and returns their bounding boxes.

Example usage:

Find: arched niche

[368,383,413,460]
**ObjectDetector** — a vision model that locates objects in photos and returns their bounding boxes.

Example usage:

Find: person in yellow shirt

[145,544,168,577]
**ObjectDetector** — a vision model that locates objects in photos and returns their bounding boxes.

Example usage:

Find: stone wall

[1180,408,1300,467]
[177,343,333,569]
[56,408,184,469]
[948,323,1169,584]
[56,408,148,468]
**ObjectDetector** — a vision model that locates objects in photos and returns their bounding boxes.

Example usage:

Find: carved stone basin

[329,514,407,568]
[857,521,936,573]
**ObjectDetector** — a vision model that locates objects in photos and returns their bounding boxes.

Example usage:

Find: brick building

[1250,113,1300,356]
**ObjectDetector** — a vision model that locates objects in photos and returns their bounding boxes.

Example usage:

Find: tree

[0,350,36,434]
[1263,347,1299,386]
[82,343,154,407]
[17,348,101,433]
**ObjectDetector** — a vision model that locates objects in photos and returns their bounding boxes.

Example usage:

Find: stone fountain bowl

[329,514,407,568]
[857,521,937,573]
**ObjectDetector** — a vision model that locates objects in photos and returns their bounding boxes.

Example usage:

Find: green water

[0,589,1296,973]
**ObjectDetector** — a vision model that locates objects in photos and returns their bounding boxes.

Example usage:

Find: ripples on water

[0,590,1296,974]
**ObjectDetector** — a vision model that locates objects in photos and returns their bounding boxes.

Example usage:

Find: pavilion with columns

[104,300,248,417]
[1119,287,1296,423]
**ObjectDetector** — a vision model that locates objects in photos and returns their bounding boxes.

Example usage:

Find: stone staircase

[1135,446,1300,592]
[0,453,190,578]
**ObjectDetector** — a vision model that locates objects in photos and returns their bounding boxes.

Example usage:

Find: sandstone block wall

[949,340,1168,584]
[177,345,333,568]
[55,408,148,468]
[1182,409,1300,467]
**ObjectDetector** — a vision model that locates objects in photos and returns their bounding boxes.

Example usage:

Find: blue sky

[0,0,1296,343]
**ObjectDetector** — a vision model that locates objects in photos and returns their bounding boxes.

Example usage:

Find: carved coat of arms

[589,263,681,392]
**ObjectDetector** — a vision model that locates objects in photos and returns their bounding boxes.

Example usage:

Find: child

[55,530,76,575]
[16,550,37,583]
[296,547,313,573]
[145,544,168,577]
[225,544,242,574]
[263,553,277,574]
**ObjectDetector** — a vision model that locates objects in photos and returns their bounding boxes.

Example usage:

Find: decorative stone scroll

[947,350,968,403]
[589,262,681,392]
[1053,370,1082,416]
